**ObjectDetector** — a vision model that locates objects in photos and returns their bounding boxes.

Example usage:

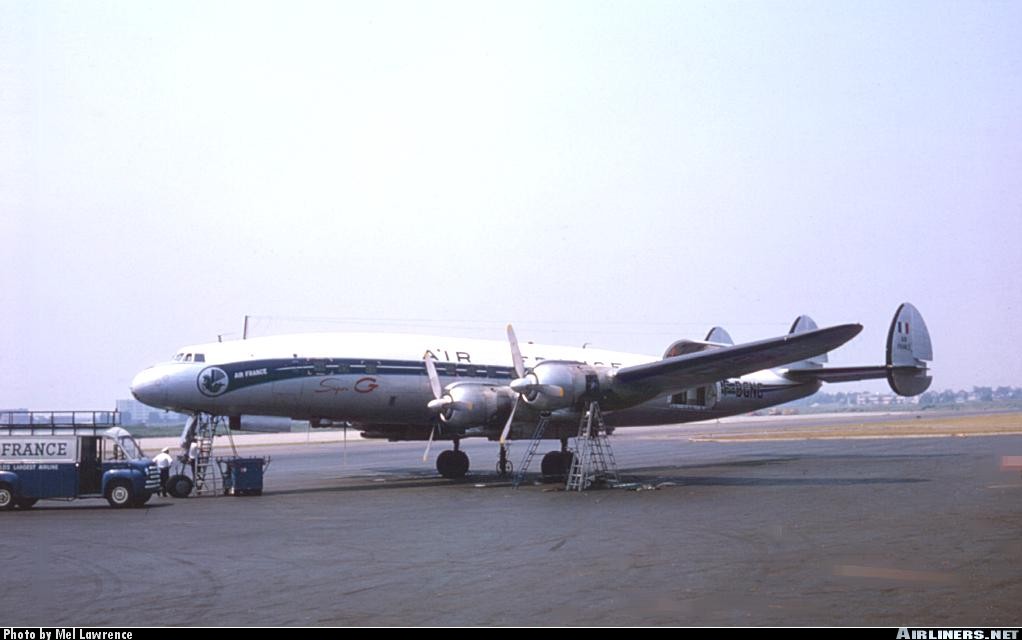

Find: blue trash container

[219,456,266,496]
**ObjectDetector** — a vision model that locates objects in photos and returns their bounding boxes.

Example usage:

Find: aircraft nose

[130,367,168,407]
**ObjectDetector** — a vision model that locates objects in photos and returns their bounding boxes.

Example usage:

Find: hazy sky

[2,1,1020,409]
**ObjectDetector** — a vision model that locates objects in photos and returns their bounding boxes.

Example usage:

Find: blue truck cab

[0,411,161,510]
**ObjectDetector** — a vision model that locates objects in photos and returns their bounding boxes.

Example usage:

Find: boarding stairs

[191,414,238,496]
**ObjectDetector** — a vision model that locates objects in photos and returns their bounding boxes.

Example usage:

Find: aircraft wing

[611,323,863,397]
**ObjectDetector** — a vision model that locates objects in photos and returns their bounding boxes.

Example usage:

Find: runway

[5,411,1021,626]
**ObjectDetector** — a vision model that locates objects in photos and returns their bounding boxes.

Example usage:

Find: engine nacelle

[519,360,608,412]
[438,382,515,431]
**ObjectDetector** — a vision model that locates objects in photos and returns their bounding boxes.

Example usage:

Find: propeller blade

[427,398,450,412]
[499,395,520,445]
[424,355,442,399]
[422,424,436,462]
[507,324,525,378]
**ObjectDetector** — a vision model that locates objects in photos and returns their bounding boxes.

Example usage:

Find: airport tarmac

[5,411,1022,626]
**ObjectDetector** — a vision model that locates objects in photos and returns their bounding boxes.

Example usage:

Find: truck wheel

[0,484,14,511]
[166,474,193,498]
[106,481,133,508]
[131,492,152,508]
[16,498,38,509]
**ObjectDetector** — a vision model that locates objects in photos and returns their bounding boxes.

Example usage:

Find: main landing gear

[540,437,574,479]
[436,437,470,479]
[496,443,513,477]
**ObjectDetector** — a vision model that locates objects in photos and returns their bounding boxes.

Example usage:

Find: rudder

[886,302,933,395]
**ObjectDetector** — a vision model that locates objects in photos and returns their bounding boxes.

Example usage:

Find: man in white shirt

[187,440,200,477]
[153,447,174,497]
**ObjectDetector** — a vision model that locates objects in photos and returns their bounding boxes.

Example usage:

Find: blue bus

[1,411,161,509]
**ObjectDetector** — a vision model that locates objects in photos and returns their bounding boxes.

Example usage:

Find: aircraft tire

[541,451,573,479]
[437,450,469,479]
[166,474,194,498]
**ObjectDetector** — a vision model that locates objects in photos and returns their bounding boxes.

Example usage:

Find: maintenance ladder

[565,401,620,491]
[511,414,552,488]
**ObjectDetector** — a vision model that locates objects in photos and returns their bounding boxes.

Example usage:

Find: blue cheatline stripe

[201,358,515,395]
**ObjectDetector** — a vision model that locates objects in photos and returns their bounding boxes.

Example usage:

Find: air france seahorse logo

[197,367,230,397]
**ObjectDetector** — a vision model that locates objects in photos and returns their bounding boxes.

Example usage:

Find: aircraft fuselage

[130,331,819,441]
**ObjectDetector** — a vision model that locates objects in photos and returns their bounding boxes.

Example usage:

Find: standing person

[153,447,173,497]
[187,439,200,478]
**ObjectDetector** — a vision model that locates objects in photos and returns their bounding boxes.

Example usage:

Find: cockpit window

[173,353,184,362]
[184,354,192,362]
[194,353,205,363]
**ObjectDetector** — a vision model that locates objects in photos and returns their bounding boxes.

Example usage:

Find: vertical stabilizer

[785,315,828,369]
[886,303,933,395]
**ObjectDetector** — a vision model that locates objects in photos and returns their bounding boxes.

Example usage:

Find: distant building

[115,399,189,425]
[0,408,30,425]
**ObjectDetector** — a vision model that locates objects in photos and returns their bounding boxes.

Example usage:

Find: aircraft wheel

[541,451,573,479]
[437,449,470,479]
[166,474,194,498]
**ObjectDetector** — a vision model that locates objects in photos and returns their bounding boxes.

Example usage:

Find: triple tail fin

[784,303,933,396]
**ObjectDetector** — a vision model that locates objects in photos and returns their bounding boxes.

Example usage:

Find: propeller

[422,356,443,461]
[505,325,567,399]
[423,355,472,416]
[500,325,563,444]
[499,325,524,445]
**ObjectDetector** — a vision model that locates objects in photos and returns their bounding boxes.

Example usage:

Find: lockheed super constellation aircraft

[131,303,932,479]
